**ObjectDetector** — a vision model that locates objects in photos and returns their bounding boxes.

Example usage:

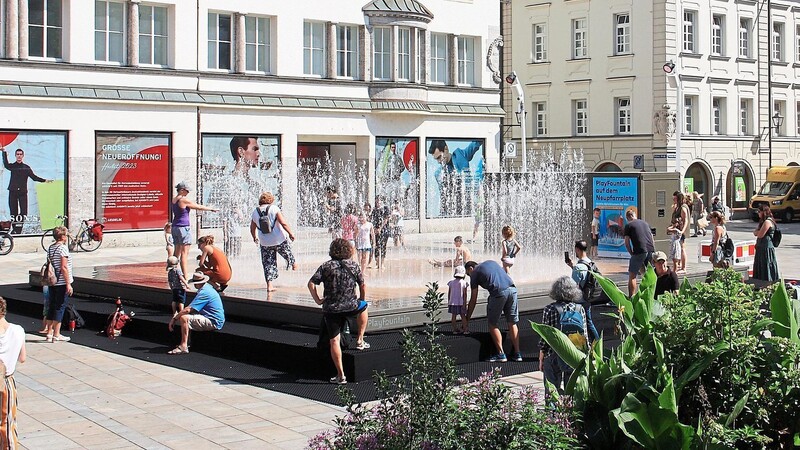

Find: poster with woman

[374,137,419,219]
[0,131,66,235]
[425,138,484,218]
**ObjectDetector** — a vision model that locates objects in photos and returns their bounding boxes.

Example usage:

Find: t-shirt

[591,217,599,236]
[189,284,225,329]
[341,214,358,241]
[251,205,286,247]
[623,219,655,254]
[447,278,470,306]
[655,270,680,297]
[0,324,25,376]
[371,206,390,233]
[356,222,373,249]
[309,259,364,313]
[167,266,184,290]
[47,243,73,285]
[469,260,514,297]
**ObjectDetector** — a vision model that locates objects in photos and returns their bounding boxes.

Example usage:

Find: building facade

[504,0,800,211]
[0,0,502,250]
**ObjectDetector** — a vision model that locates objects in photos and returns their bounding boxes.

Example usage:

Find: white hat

[453,266,466,278]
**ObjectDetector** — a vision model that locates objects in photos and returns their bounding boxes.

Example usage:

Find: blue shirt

[189,284,225,330]
[470,260,514,297]
[433,141,483,182]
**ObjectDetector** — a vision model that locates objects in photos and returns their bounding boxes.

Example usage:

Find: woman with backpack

[250,191,297,292]
[752,204,780,282]
[708,211,732,269]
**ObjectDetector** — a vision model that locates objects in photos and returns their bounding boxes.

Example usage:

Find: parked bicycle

[41,215,104,252]
[0,220,13,256]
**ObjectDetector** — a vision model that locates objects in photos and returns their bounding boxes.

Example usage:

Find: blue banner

[593,176,639,258]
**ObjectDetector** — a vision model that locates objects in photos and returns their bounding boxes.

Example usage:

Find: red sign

[96,134,170,231]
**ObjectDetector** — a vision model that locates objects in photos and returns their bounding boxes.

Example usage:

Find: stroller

[103,297,134,340]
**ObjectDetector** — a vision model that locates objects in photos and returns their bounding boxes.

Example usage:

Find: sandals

[167,346,189,355]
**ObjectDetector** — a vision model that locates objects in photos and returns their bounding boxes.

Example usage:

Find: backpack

[555,303,587,349]
[722,234,735,258]
[257,206,275,234]
[576,260,607,305]
[61,303,86,330]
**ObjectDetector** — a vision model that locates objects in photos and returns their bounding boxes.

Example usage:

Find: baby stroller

[103,298,134,340]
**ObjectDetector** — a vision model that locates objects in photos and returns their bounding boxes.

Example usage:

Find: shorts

[324,300,368,339]
[172,289,186,304]
[486,286,518,326]
[680,234,686,244]
[357,246,372,252]
[591,237,598,246]
[628,252,654,274]
[171,225,192,245]
[186,314,217,331]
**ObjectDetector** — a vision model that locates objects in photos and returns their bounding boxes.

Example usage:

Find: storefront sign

[425,138,484,219]
[96,133,170,231]
[593,176,639,259]
[375,137,419,219]
[735,176,746,202]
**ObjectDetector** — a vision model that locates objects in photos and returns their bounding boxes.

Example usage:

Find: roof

[362,0,433,22]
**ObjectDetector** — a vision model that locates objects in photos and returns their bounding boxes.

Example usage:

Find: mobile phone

[564,251,571,263]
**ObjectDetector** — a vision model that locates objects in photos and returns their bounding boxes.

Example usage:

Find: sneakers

[511,352,523,362]
[487,353,507,363]
[330,375,347,385]
[53,335,71,342]
[45,334,53,343]
[356,340,370,351]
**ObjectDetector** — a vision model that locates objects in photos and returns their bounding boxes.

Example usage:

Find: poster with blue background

[593,176,639,258]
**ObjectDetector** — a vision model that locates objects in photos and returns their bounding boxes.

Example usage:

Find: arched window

[596,162,622,172]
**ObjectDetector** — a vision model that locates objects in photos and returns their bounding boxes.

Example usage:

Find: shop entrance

[725,161,755,209]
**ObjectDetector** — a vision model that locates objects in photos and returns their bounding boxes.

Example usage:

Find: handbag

[40,244,62,287]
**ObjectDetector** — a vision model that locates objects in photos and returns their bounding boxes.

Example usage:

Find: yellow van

[749,166,800,222]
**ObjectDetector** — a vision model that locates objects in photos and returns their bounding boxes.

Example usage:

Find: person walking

[623,209,655,296]
[0,297,26,450]
[44,226,73,343]
[171,182,218,280]
[752,205,780,283]
[691,192,706,237]
[465,260,521,363]
[708,211,731,269]
[250,191,297,292]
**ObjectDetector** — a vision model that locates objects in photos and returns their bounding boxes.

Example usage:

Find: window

[303,21,325,76]
[740,99,752,135]
[796,102,800,135]
[711,15,724,56]
[373,26,391,80]
[683,10,696,53]
[95,1,125,63]
[772,22,784,61]
[739,18,751,58]
[245,16,271,73]
[336,24,358,78]
[614,14,630,55]
[457,36,475,86]
[712,97,725,135]
[616,97,631,134]
[796,25,800,63]
[572,18,587,58]
[684,95,696,134]
[533,102,547,136]
[430,32,448,84]
[573,99,588,135]
[29,0,63,58]
[398,27,411,80]
[532,23,547,62]
[208,12,231,70]
[139,5,168,66]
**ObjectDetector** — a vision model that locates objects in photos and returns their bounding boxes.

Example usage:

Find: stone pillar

[234,13,246,73]
[360,25,370,81]
[448,34,457,86]
[4,0,18,59]
[17,0,28,60]
[418,29,428,85]
[325,21,335,78]
[127,0,140,66]
[391,25,398,82]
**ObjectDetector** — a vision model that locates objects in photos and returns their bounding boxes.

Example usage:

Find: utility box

[584,172,679,259]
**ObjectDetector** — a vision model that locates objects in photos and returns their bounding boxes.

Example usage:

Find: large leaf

[769,281,799,343]
[674,341,729,399]
[596,273,634,323]
[612,388,694,450]
[722,393,749,428]
[530,322,587,369]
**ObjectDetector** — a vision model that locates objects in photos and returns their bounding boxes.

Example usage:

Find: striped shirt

[47,243,73,285]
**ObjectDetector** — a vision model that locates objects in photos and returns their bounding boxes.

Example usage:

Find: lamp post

[505,71,527,172]
[663,61,682,175]
[769,111,783,169]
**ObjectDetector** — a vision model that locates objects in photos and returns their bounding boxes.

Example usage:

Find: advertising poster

[735,176,746,202]
[683,177,694,195]
[375,137,419,219]
[0,131,66,235]
[593,176,639,258]
[200,134,280,233]
[425,138,484,218]
[96,134,170,231]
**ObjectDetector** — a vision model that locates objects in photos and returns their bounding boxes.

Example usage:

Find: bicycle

[0,221,13,256]
[41,215,104,252]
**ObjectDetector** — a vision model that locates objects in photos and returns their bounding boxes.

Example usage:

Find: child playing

[391,202,404,247]
[500,225,522,274]
[590,208,600,257]
[340,204,359,253]
[355,212,375,271]
[166,256,190,316]
[164,223,174,258]
[447,265,470,334]
[666,217,684,273]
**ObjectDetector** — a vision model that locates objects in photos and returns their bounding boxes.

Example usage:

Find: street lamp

[769,111,783,169]
[505,71,527,172]
[663,61,682,175]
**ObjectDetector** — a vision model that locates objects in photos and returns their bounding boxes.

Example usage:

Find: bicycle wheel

[78,230,102,252]
[0,232,13,255]
[40,228,56,251]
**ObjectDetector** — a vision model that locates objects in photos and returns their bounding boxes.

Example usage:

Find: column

[4,0,18,59]
[127,0,140,67]
[326,21,335,78]
[17,0,27,60]
[234,13,246,73]
[448,34,457,86]
[418,29,428,85]
[391,25,398,82]
[360,25,370,81]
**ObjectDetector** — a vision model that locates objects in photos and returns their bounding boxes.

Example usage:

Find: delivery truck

[749,166,800,222]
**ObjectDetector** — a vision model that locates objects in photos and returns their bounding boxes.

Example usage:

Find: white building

[504,0,800,211]
[0,0,501,249]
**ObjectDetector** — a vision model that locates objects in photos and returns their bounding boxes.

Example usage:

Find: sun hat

[188,272,209,285]
[653,251,668,262]
[453,266,466,278]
